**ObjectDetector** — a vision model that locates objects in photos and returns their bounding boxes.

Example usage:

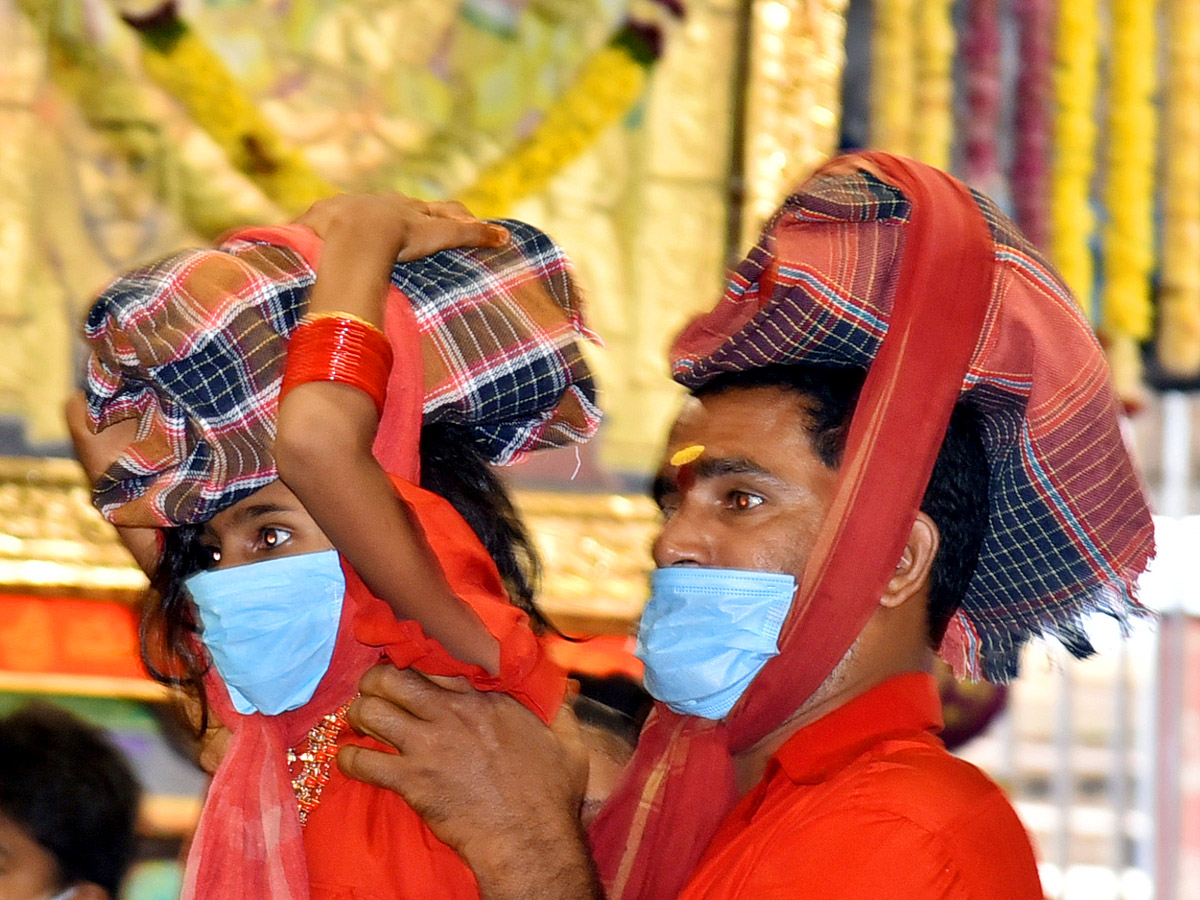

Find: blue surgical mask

[635,566,797,720]
[44,889,76,900]
[185,549,345,715]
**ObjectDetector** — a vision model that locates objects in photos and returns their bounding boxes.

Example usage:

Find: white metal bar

[1151,392,1193,900]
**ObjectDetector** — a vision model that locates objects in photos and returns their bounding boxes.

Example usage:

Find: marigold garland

[871,0,915,155]
[123,7,335,215]
[1050,0,1100,320]
[912,0,956,169]
[456,10,679,218]
[1010,0,1054,250]
[1157,0,1200,378]
[1101,0,1158,402]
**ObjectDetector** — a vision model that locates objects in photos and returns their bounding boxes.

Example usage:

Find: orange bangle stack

[279,313,393,416]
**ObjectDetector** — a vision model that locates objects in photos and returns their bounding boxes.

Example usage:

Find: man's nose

[652,506,713,568]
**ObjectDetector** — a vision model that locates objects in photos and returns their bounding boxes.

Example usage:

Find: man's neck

[731,652,932,796]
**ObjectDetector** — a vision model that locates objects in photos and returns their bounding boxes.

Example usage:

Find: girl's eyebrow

[227,502,294,526]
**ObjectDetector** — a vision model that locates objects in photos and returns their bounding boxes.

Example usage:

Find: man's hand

[64,391,161,576]
[339,665,603,900]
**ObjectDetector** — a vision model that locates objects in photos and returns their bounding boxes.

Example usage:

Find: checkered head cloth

[83,222,601,527]
[670,153,1154,682]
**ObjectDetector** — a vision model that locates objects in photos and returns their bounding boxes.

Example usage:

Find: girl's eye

[261,527,292,550]
[730,491,764,511]
[197,545,221,569]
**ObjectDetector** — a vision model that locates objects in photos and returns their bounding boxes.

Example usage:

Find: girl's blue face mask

[635,566,797,721]
[184,549,345,716]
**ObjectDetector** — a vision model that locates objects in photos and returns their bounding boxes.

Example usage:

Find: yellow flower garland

[871,0,915,155]
[1158,0,1200,377]
[912,0,956,169]
[1050,0,1099,320]
[1101,0,1157,401]
[131,17,335,215]
[455,41,647,218]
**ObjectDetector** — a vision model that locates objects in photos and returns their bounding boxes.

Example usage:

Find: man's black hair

[693,364,990,646]
[144,422,546,730]
[0,703,140,895]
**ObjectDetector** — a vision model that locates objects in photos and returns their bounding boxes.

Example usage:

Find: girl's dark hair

[142,422,546,731]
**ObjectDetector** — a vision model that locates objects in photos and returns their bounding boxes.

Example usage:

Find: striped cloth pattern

[83,222,600,527]
[671,167,1154,682]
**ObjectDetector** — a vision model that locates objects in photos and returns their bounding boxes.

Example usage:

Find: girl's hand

[293,194,510,263]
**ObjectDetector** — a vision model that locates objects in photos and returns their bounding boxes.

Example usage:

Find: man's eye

[729,491,764,511]
[261,527,292,550]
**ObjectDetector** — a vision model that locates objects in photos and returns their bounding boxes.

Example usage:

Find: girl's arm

[274,195,510,674]
[65,391,162,577]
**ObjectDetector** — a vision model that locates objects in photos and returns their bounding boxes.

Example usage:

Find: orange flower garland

[1101,0,1157,402]
[1157,0,1200,378]
[1050,0,1100,320]
[912,0,956,169]
[871,0,915,154]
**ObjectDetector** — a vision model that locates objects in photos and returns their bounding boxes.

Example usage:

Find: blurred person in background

[0,704,140,900]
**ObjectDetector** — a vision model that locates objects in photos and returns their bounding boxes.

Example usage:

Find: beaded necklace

[286,697,355,826]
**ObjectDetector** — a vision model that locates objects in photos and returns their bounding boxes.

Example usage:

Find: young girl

[69,195,601,900]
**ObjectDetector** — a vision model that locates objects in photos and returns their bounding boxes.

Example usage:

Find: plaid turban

[589,152,1154,900]
[82,222,601,527]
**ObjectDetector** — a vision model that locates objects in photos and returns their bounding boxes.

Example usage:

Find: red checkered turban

[82,223,600,527]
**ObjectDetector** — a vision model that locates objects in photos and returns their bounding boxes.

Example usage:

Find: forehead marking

[669,444,706,467]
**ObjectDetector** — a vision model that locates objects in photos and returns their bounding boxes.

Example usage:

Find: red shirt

[679,673,1044,900]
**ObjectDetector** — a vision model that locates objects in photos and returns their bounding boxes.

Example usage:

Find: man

[339,151,1154,900]
[0,704,140,900]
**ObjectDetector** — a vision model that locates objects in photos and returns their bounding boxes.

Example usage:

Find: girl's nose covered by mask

[185,549,346,715]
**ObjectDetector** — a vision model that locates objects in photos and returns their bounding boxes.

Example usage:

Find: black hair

[693,364,990,646]
[0,703,140,895]
[142,421,545,731]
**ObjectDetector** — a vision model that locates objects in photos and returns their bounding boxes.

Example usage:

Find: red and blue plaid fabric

[83,222,600,527]
[671,163,1154,682]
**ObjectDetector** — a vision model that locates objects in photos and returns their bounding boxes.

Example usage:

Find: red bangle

[280,313,393,416]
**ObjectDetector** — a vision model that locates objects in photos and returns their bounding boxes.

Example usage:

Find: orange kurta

[679,673,1044,900]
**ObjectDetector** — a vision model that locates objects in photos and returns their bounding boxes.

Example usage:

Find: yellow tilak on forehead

[669,444,706,467]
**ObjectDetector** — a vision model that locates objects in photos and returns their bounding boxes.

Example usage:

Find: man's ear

[880,511,939,609]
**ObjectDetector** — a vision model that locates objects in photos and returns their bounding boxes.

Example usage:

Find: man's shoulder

[710,739,1043,899]
[836,736,1017,834]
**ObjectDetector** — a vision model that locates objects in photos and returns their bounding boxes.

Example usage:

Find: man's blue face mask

[185,549,345,716]
[635,566,797,720]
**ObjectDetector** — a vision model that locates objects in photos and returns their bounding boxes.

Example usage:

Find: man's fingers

[345,693,414,748]
[356,665,454,722]
[337,744,408,794]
